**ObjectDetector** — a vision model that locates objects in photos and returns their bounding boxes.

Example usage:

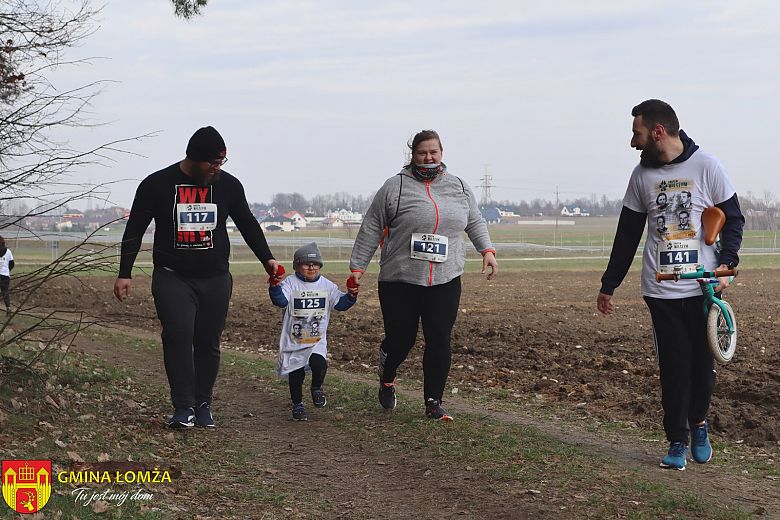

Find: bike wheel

[707,301,737,364]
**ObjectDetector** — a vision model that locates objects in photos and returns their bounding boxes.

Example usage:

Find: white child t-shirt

[275,274,347,377]
[622,150,736,299]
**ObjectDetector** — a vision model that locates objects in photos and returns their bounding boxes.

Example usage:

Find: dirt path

[75,324,779,519]
[74,329,545,519]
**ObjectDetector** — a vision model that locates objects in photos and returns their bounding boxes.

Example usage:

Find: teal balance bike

[655,206,739,364]
[656,265,738,364]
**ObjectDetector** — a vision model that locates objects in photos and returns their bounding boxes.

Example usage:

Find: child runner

[269,242,358,421]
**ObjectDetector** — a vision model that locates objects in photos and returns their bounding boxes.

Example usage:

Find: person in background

[597,100,744,470]
[0,236,15,316]
[349,129,498,421]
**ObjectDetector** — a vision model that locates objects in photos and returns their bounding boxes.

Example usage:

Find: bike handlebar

[655,267,738,282]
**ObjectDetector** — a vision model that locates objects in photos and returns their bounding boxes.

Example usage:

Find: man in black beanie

[114,126,280,429]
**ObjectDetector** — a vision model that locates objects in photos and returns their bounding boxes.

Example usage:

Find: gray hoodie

[350,168,494,287]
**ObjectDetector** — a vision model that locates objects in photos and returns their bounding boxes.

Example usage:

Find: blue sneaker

[167,407,195,429]
[194,402,215,428]
[691,421,713,464]
[660,441,688,470]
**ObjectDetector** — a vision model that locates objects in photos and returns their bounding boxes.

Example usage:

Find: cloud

[43,0,780,205]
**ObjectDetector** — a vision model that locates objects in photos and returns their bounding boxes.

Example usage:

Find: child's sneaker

[167,407,195,429]
[311,387,327,408]
[660,441,688,470]
[425,398,453,422]
[378,379,397,410]
[291,403,308,421]
[691,421,713,464]
[194,402,215,428]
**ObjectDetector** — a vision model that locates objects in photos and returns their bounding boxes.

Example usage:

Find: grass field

[7,217,779,276]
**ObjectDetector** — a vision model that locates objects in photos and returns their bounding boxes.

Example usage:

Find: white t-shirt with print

[275,274,346,377]
[623,150,736,299]
[0,250,13,277]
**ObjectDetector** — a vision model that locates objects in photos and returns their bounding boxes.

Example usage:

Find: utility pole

[554,185,560,247]
[477,165,493,206]
[86,177,94,213]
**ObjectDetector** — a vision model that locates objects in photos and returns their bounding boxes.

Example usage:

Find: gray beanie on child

[294,242,323,267]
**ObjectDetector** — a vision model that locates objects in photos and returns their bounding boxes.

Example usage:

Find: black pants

[644,295,715,444]
[0,275,9,309]
[378,277,461,402]
[151,268,232,409]
[288,353,328,404]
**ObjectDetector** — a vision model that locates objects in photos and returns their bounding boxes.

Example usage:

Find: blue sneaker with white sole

[691,421,713,464]
[660,441,688,470]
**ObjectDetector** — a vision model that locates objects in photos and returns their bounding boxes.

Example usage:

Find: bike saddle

[701,206,725,246]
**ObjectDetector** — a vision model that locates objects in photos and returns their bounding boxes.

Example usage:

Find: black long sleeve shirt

[118,163,273,278]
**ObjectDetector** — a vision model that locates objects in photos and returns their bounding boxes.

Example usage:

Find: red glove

[268,264,286,286]
[346,276,359,297]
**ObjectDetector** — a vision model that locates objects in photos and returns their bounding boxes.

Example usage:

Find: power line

[476,165,493,206]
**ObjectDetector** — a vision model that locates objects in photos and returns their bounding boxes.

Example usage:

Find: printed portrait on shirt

[653,179,697,241]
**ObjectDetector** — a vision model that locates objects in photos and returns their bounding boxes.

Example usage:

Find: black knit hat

[186,126,226,162]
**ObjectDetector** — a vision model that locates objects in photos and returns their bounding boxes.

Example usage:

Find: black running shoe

[311,387,327,408]
[378,379,397,410]
[194,402,215,428]
[292,402,308,421]
[425,398,453,421]
[167,407,195,429]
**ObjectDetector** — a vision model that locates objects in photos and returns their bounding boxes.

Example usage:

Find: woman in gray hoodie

[349,130,498,421]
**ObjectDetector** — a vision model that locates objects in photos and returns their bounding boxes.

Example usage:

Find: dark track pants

[0,275,9,309]
[288,353,328,404]
[644,295,715,444]
[152,268,232,409]
[378,277,461,402]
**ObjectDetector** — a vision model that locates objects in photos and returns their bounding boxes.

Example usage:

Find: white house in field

[561,206,591,217]
[283,211,307,229]
[327,209,362,225]
[321,217,345,228]
[259,215,295,232]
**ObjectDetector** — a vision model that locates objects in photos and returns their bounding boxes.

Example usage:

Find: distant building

[480,207,502,224]
[259,216,295,232]
[282,211,307,229]
[322,217,345,228]
[561,206,591,217]
[327,209,362,225]
[305,216,327,227]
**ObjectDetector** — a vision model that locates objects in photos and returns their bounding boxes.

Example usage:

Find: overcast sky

[52,0,779,209]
